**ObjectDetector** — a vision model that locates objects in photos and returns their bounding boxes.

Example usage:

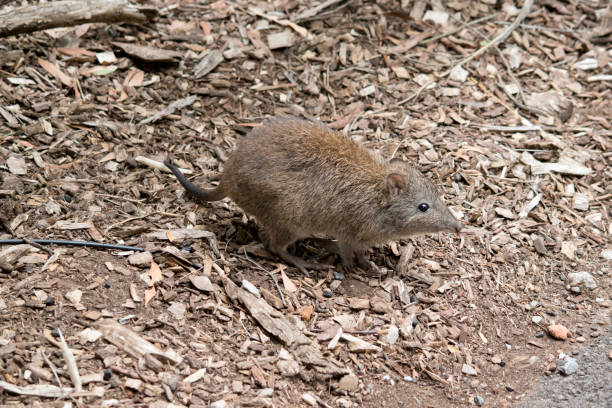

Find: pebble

[576,336,586,343]
[336,398,352,408]
[127,251,153,267]
[403,376,415,382]
[474,395,484,406]
[567,271,598,290]
[277,360,300,377]
[533,235,546,254]
[506,385,514,392]
[338,374,359,392]
[300,305,314,322]
[462,364,478,376]
[210,400,227,408]
[532,316,543,324]
[385,325,399,344]
[548,324,570,340]
[322,289,333,298]
[333,271,345,280]
[382,374,395,385]
[546,310,557,316]
[557,357,579,376]
[525,300,539,311]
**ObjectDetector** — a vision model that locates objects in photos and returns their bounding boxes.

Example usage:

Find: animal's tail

[164,159,226,202]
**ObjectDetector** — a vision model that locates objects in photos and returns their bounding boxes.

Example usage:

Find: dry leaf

[148,261,162,284]
[280,269,297,293]
[124,68,144,87]
[300,305,314,321]
[38,58,73,87]
[144,287,156,306]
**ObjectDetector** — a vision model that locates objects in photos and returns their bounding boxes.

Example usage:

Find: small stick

[396,79,434,106]
[42,350,64,393]
[96,193,146,204]
[22,238,53,255]
[469,77,514,113]
[420,13,499,45]
[104,211,181,233]
[57,329,83,392]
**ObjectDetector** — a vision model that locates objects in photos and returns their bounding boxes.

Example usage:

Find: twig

[41,350,64,393]
[495,76,550,117]
[22,238,53,255]
[396,79,435,106]
[469,77,515,113]
[246,7,310,38]
[57,329,83,392]
[441,0,534,77]
[494,21,590,35]
[240,250,287,308]
[104,211,181,233]
[420,13,499,45]
[96,193,146,204]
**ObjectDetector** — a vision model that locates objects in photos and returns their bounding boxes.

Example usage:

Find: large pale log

[0,0,157,37]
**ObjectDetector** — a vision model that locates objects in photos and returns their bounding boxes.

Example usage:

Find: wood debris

[0,0,609,406]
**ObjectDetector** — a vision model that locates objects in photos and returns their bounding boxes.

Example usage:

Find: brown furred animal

[165,117,461,273]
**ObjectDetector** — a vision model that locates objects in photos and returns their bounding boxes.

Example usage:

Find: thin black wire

[0,239,144,252]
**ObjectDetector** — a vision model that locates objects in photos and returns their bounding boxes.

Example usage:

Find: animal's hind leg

[262,228,332,274]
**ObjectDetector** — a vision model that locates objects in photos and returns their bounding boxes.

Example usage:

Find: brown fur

[165,117,461,273]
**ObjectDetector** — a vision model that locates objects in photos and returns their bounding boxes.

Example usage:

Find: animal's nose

[454,222,462,234]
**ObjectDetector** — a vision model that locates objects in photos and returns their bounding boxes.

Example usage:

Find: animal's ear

[386,173,407,197]
[389,158,403,166]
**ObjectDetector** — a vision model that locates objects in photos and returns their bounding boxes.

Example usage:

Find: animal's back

[221,118,389,242]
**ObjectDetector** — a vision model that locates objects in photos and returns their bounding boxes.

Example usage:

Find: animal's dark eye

[418,203,430,212]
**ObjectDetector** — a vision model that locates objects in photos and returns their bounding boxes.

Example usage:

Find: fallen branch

[0,0,157,37]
